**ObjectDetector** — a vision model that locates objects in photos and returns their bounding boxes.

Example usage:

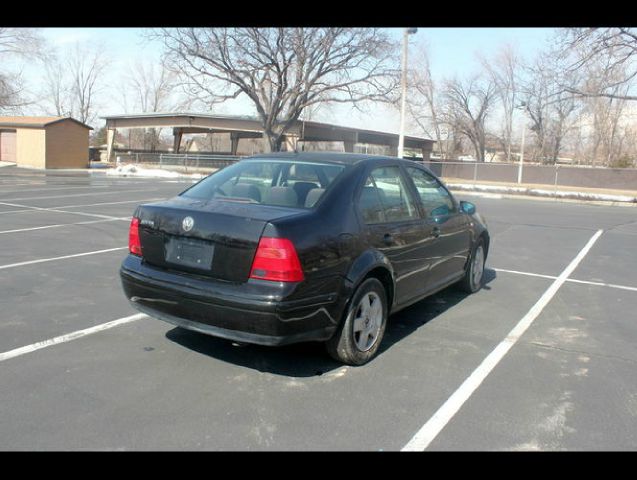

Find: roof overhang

[102,113,433,150]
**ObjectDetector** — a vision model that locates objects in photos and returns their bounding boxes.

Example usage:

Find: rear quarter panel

[264,164,367,315]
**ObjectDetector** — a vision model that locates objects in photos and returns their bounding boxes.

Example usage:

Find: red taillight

[249,237,304,282]
[129,217,142,256]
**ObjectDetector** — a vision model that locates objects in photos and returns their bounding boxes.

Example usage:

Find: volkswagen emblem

[182,216,194,232]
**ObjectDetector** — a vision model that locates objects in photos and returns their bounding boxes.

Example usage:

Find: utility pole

[516,102,527,184]
[398,27,418,159]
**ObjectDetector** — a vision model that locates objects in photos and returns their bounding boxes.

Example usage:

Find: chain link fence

[113,152,242,170]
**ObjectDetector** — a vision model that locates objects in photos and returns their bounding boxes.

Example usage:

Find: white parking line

[0,246,128,271]
[566,278,637,292]
[0,313,147,363]
[0,184,110,194]
[0,197,162,215]
[0,182,46,187]
[0,207,50,215]
[0,188,158,202]
[494,268,637,293]
[0,202,128,221]
[491,268,555,281]
[0,217,129,235]
[56,198,164,209]
[401,229,604,451]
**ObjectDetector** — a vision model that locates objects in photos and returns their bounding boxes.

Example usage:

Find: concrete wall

[16,128,46,169]
[45,121,89,169]
[551,166,637,190]
[424,161,637,191]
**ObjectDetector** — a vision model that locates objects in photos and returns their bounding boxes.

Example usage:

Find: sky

[12,27,557,135]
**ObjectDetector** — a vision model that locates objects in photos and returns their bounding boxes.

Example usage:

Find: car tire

[458,238,486,293]
[326,278,388,366]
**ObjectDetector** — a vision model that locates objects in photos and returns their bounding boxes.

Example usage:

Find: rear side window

[405,166,455,217]
[181,160,345,208]
[358,176,385,224]
[358,166,419,224]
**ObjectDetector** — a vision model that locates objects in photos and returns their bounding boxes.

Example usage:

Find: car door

[404,165,472,291]
[355,164,430,306]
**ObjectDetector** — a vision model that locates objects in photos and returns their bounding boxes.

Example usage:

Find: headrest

[231,183,261,202]
[304,188,325,208]
[268,186,298,207]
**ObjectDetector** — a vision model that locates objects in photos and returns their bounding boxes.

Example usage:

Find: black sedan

[120,153,489,365]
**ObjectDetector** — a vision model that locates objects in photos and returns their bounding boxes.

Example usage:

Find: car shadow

[165,268,497,378]
[165,326,343,377]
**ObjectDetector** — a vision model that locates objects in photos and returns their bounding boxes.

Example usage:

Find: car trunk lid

[135,196,302,283]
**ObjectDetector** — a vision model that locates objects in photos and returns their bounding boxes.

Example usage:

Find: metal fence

[422,160,637,192]
[113,152,242,170]
[107,152,637,192]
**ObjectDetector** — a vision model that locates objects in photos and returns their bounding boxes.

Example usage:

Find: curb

[447,183,637,206]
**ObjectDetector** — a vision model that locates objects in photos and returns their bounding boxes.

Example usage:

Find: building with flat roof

[0,116,92,169]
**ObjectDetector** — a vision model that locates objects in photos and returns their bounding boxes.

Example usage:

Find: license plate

[165,237,214,270]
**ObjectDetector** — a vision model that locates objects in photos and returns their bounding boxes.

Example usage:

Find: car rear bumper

[120,255,341,346]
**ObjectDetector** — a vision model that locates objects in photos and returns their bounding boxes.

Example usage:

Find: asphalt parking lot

[1,165,636,451]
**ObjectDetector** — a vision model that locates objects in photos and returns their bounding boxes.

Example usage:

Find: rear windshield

[181,160,345,209]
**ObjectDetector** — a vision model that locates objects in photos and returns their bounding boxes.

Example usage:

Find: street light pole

[398,27,417,159]
[518,120,526,184]
[516,102,527,185]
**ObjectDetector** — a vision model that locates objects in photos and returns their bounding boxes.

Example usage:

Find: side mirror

[460,201,476,215]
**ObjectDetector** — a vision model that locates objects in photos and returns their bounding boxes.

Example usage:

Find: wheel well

[479,231,490,256]
[464,231,490,272]
[363,267,394,309]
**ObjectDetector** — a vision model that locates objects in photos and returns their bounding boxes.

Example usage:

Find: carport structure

[101,113,434,161]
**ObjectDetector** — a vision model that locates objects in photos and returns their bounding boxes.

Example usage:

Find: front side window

[358,166,419,224]
[181,160,345,208]
[405,166,455,217]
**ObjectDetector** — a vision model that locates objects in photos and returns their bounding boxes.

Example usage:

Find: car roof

[243,151,408,166]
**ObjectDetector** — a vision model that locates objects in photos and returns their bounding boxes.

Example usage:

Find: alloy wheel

[472,245,485,289]
[352,291,383,352]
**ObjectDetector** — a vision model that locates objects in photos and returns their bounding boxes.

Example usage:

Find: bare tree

[66,43,109,125]
[42,53,72,116]
[152,28,399,151]
[126,59,180,113]
[39,42,109,125]
[545,39,631,166]
[406,43,448,158]
[546,95,578,164]
[441,74,497,162]
[0,28,43,112]
[583,84,630,166]
[480,45,520,162]
[519,51,580,164]
[0,72,27,113]
[121,59,183,150]
[557,28,637,101]
[0,28,42,57]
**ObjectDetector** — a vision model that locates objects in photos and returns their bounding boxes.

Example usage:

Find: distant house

[0,116,92,169]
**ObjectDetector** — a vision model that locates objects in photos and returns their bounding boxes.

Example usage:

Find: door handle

[431,226,441,238]
[383,233,394,246]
